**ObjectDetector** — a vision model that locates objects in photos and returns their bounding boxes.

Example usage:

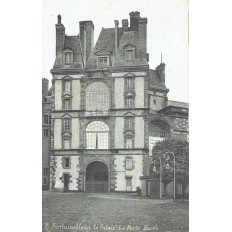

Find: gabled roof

[114,31,148,66]
[53,35,84,69]
[86,28,123,69]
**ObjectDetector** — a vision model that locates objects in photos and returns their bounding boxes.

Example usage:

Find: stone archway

[85,161,108,193]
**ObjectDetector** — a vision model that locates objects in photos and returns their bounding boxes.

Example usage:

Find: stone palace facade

[48,12,188,192]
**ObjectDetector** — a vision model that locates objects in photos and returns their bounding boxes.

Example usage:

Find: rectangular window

[65,52,72,64]
[126,177,132,191]
[43,115,48,124]
[126,78,134,90]
[125,157,133,170]
[63,119,70,131]
[126,50,134,61]
[126,98,133,108]
[64,81,71,92]
[126,138,133,148]
[128,117,133,130]
[63,139,70,149]
[49,115,51,124]
[43,168,46,175]
[98,57,108,68]
[64,99,71,110]
[43,129,49,137]
[63,157,70,168]
[43,178,47,185]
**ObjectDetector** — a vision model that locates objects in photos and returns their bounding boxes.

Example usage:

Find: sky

[43,0,188,102]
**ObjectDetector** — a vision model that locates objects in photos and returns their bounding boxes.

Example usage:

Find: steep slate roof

[148,69,167,89]
[168,100,189,108]
[114,30,148,66]
[53,35,84,69]
[86,28,123,69]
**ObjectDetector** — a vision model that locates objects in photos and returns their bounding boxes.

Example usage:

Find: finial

[58,15,61,24]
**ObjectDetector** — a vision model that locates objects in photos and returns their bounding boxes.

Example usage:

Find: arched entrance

[85,161,108,193]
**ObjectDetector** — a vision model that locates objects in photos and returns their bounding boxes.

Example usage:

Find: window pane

[64,81,70,92]
[98,57,108,68]
[65,52,72,64]
[86,82,110,111]
[86,121,109,149]
[44,115,48,124]
[64,99,70,110]
[64,119,70,131]
[86,133,97,149]
[43,129,49,137]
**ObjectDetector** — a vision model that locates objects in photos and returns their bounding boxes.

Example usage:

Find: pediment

[125,92,135,97]
[125,72,136,77]
[124,130,135,135]
[61,75,73,80]
[61,113,72,118]
[61,131,72,137]
[124,112,136,116]
[124,44,136,49]
[63,94,72,98]
[95,49,111,56]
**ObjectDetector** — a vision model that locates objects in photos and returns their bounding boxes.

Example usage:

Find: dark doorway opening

[86,161,108,193]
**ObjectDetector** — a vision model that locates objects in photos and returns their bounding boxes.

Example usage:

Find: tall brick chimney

[122,19,129,32]
[55,15,65,56]
[129,11,140,31]
[79,21,94,65]
[138,17,148,58]
[114,20,119,54]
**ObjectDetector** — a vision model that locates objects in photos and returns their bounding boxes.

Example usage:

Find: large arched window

[86,121,109,149]
[86,82,110,111]
[148,121,170,156]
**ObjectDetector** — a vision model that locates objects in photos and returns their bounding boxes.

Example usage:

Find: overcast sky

[43,0,188,102]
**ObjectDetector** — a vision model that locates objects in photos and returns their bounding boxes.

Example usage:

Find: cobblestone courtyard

[43,192,189,232]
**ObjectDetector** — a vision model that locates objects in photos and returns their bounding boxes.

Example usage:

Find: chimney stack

[114,20,119,54]
[42,78,49,102]
[122,19,128,32]
[129,11,140,31]
[79,21,94,65]
[55,15,65,56]
[138,17,148,58]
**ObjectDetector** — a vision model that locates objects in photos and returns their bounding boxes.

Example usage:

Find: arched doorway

[86,161,108,193]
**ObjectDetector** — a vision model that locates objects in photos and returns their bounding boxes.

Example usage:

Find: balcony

[85,110,110,117]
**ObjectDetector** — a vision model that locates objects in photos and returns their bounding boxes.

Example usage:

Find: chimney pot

[57,15,61,24]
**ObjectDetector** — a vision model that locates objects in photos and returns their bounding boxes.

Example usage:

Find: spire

[161,52,163,64]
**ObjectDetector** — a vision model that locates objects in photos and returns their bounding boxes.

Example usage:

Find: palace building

[49,12,188,193]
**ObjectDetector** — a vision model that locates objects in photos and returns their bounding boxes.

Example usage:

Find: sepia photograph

[42,0,189,231]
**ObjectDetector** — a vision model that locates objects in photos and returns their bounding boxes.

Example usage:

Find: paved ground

[42,192,189,232]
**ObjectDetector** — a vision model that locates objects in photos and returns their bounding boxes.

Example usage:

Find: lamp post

[151,156,162,198]
[163,151,175,201]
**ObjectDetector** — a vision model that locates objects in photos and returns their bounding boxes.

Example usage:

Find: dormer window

[95,49,111,69]
[65,52,72,64]
[124,44,136,61]
[63,49,74,66]
[98,57,108,68]
[126,50,134,61]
